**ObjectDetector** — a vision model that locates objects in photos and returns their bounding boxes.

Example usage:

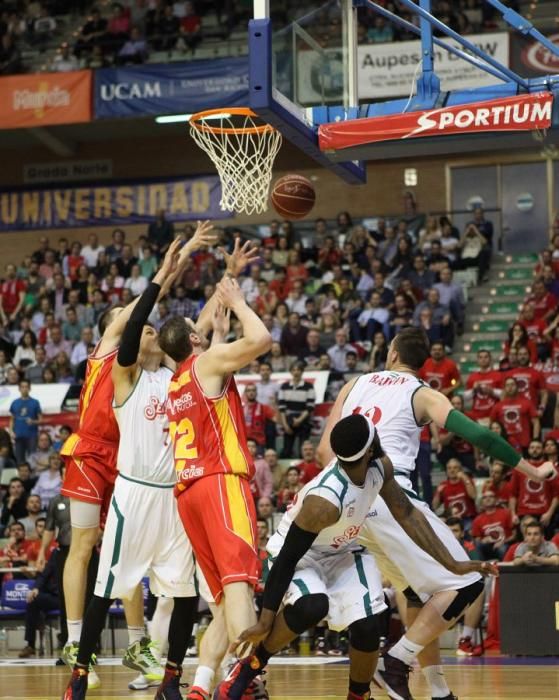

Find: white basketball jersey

[114,366,174,484]
[341,371,427,485]
[267,460,384,558]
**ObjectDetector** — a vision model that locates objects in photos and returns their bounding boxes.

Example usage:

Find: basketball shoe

[63,667,88,700]
[187,688,210,700]
[123,636,163,680]
[61,643,100,690]
[213,655,267,700]
[374,652,414,700]
[155,664,189,700]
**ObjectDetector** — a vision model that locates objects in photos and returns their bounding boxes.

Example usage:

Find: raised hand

[185,220,218,253]
[220,237,260,277]
[215,276,245,310]
[212,304,231,339]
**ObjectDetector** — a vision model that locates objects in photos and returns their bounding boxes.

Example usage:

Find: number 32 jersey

[167,355,254,494]
[267,460,384,559]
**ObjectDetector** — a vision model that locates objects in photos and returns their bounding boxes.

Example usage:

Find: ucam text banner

[0,176,227,231]
[94,57,248,118]
[0,70,91,128]
[297,32,509,104]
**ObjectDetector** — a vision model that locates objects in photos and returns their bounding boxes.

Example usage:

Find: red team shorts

[176,472,260,603]
[61,436,118,521]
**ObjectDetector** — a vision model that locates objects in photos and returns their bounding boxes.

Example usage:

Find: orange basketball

[271,174,316,220]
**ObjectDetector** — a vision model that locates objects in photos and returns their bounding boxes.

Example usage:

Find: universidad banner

[0,70,91,129]
[94,57,248,119]
[0,175,227,231]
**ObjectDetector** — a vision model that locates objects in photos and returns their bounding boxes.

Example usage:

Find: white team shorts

[95,474,197,600]
[280,548,387,632]
[359,491,481,603]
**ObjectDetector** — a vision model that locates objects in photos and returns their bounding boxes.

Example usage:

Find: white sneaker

[128,673,149,690]
[88,668,101,689]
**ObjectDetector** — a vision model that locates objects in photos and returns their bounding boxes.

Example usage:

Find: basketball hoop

[190,107,282,216]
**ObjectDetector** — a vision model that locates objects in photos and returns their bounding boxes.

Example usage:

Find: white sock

[462,625,475,640]
[67,619,82,644]
[193,665,215,692]
[128,625,145,646]
[389,635,424,667]
[422,665,450,698]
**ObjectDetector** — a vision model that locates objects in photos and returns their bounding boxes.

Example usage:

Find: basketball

[271,174,316,220]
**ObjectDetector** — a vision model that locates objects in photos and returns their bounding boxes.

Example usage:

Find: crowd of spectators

[0,198,558,658]
[0,0,519,75]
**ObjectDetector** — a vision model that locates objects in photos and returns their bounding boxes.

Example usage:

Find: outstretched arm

[316,378,358,467]
[379,457,496,577]
[413,387,557,482]
[232,494,340,651]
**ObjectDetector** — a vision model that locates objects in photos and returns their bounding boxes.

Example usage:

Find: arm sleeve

[444,409,521,467]
[117,282,161,367]
[262,522,318,613]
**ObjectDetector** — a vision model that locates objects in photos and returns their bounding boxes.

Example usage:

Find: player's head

[98,304,125,336]
[139,324,161,358]
[387,327,430,371]
[330,414,383,472]
[158,315,201,363]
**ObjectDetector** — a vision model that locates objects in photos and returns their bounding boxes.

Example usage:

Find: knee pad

[442,579,484,622]
[349,615,380,653]
[403,586,423,608]
[283,593,329,635]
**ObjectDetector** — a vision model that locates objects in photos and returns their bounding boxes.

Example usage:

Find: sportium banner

[297,32,509,104]
[319,92,554,151]
[0,70,91,129]
[0,176,227,231]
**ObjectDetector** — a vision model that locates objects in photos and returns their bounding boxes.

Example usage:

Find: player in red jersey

[419,341,461,397]
[464,350,502,423]
[160,275,271,697]
[506,346,548,416]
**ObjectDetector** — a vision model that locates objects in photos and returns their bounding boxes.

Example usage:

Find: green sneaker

[122,637,163,681]
[61,642,79,668]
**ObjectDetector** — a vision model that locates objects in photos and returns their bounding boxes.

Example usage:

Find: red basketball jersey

[61,346,120,452]
[167,355,254,493]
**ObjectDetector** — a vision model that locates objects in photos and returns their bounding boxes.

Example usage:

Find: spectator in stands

[352,290,389,341]
[1,263,26,326]
[28,432,55,474]
[0,521,30,575]
[62,307,83,344]
[296,441,322,484]
[406,253,436,295]
[18,547,61,658]
[44,325,72,361]
[243,382,275,449]
[525,277,557,323]
[467,207,494,250]
[256,361,279,408]
[247,439,273,500]
[464,350,502,424]
[74,6,108,58]
[419,340,461,396]
[17,463,37,494]
[482,460,510,506]
[490,376,539,450]
[508,345,548,417]
[413,287,453,348]
[280,312,308,358]
[0,33,22,75]
[434,266,465,333]
[17,494,45,539]
[508,439,559,535]
[25,346,48,384]
[367,15,394,43]
[70,327,93,368]
[80,233,104,269]
[52,42,79,72]
[276,466,303,512]
[9,379,42,464]
[176,1,201,53]
[32,453,62,509]
[1,478,28,533]
[13,330,37,371]
[32,4,57,51]
[277,361,315,458]
[504,321,537,364]
[471,490,514,561]
[117,25,148,63]
[326,328,354,372]
[513,522,559,567]
[156,3,181,50]
[257,496,275,533]
[0,349,14,384]
[432,458,477,528]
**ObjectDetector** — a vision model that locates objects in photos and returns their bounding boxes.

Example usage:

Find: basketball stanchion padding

[190,107,282,216]
[271,174,316,220]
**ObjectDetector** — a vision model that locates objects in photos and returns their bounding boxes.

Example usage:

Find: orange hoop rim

[190,107,277,136]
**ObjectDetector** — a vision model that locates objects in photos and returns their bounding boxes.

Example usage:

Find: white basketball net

[190,110,282,216]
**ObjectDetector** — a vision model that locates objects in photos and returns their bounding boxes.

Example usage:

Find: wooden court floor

[1,655,558,699]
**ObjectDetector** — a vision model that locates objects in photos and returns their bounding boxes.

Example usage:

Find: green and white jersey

[267,460,384,558]
[113,366,175,485]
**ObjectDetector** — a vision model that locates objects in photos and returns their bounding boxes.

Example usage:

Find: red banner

[319,92,553,151]
[0,70,91,129]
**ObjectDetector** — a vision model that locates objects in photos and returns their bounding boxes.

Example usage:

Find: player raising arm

[213,415,491,700]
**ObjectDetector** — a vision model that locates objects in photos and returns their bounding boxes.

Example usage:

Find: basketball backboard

[248,0,559,184]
